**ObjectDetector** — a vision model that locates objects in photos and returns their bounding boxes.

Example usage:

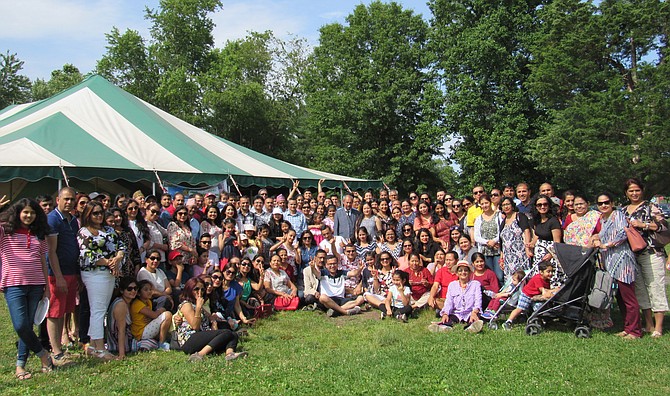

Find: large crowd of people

[0,177,668,380]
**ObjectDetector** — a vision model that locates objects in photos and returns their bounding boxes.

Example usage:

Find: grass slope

[0,296,668,395]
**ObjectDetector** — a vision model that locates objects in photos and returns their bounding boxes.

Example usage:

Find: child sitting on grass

[502,262,560,330]
[380,270,412,322]
[481,269,526,319]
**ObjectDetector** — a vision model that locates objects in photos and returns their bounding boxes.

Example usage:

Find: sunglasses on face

[176,212,187,216]
[150,209,159,214]
[597,200,611,206]
[148,256,160,261]
[225,270,235,275]
[491,193,500,197]
[473,190,484,195]
[211,275,222,280]
[204,282,212,287]
[536,202,549,207]
[452,204,461,208]
[127,206,138,211]
[126,286,137,291]
[91,211,103,216]
[201,240,212,245]
[240,262,251,267]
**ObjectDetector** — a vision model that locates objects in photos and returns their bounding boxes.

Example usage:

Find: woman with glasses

[397,238,416,271]
[299,231,318,271]
[451,199,467,229]
[236,258,266,318]
[74,193,89,224]
[106,277,137,359]
[108,206,140,278]
[126,200,150,263]
[175,278,246,362]
[397,200,416,236]
[200,205,223,260]
[460,196,475,233]
[499,197,532,280]
[136,249,173,311]
[363,251,398,309]
[593,192,641,338]
[376,228,403,260]
[78,201,126,360]
[168,205,197,269]
[144,203,169,267]
[529,194,563,287]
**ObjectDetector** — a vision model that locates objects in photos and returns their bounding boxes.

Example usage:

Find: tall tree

[31,64,84,101]
[96,27,158,102]
[527,0,670,196]
[0,51,31,109]
[302,1,444,192]
[429,0,546,190]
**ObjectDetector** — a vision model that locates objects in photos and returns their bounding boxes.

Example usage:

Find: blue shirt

[47,208,80,275]
[283,211,307,237]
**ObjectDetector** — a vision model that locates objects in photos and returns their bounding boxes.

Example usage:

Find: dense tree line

[1,0,668,197]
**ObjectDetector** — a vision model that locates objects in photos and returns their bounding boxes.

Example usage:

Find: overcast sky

[0,0,432,81]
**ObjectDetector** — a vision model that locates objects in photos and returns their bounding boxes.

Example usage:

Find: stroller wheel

[574,326,591,339]
[488,321,499,330]
[528,318,544,327]
[525,323,542,336]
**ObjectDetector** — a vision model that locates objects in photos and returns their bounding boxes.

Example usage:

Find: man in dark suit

[334,194,359,242]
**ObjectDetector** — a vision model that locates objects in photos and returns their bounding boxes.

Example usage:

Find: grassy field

[0,293,669,395]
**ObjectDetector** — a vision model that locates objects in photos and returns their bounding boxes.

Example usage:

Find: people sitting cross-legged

[319,255,365,317]
[302,249,327,311]
[263,253,300,311]
[428,260,484,334]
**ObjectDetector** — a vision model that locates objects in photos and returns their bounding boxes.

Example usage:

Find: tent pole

[152,183,156,196]
[58,179,62,191]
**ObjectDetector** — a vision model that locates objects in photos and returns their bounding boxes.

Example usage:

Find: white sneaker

[348,306,362,315]
[466,320,484,334]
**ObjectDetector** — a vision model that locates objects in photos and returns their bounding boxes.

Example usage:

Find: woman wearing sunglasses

[106,277,137,359]
[78,201,126,360]
[236,258,266,318]
[167,205,197,269]
[144,203,169,267]
[174,278,247,362]
[136,249,173,311]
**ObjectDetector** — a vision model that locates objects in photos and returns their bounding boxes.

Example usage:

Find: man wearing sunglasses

[467,186,485,240]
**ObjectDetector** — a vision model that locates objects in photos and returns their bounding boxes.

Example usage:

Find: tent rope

[153,170,167,193]
[59,165,70,187]
[228,175,242,196]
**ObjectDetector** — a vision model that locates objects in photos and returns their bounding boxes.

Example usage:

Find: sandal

[41,356,54,373]
[614,331,628,337]
[651,331,662,338]
[225,351,248,361]
[15,371,32,380]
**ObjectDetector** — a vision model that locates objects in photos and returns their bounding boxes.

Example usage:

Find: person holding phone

[174,278,247,362]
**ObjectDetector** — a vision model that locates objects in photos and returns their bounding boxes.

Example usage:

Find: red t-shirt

[403,267,434,300]
[0,227,48,289]
[434,266,457,298]
[522,274,550,297]
[472,269,500,293]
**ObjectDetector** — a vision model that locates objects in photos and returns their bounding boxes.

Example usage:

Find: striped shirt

[0,227,48,289]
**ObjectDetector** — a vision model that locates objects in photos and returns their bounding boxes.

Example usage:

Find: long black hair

[0,198,50,239]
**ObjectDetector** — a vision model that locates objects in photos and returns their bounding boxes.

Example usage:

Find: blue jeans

[485,255,504,285]
[4,285,48,367]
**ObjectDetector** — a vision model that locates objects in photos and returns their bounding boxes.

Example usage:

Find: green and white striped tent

[0,75,380,198]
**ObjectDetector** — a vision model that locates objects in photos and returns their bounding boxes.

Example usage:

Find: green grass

[0,295,669,395]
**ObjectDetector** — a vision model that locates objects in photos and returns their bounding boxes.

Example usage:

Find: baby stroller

[486,270,532,330]
[524,243,598,338]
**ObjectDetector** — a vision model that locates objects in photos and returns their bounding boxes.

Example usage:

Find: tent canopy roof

[0,75,381,190]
